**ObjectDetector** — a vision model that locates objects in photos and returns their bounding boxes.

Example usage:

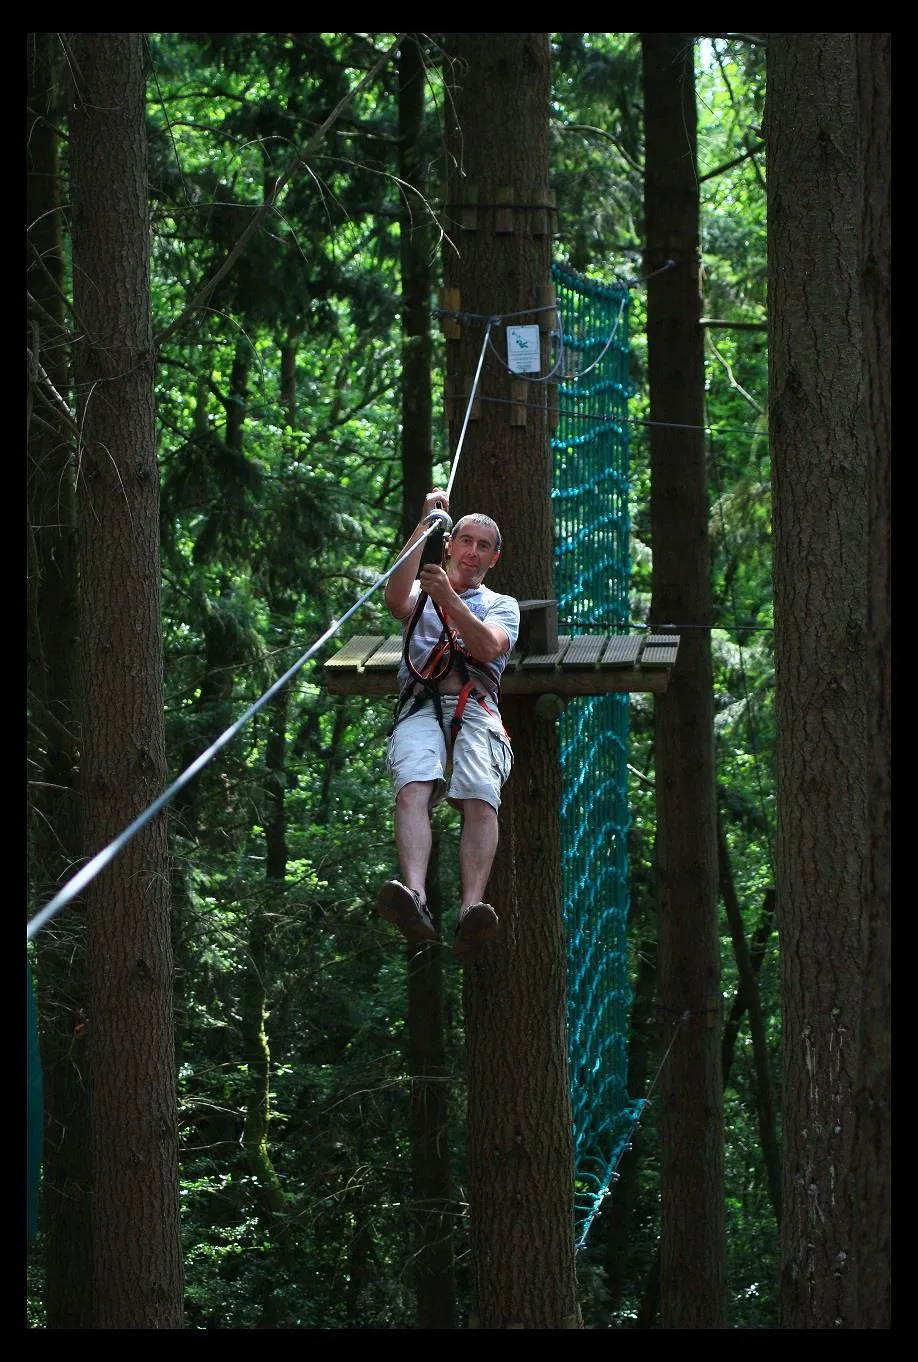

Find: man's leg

[394,779,437,902]
[375,778,439,944]
[449,710,510,958]
[457,797,499,911]
[452,797,501,958]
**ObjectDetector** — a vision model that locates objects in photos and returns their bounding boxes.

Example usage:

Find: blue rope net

[551,262,644,1249]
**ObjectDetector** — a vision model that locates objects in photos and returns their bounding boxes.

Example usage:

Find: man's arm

[384,489,450,620]
[418,566,513,662]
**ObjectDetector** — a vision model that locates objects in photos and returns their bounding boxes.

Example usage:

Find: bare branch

[699,141,764,183]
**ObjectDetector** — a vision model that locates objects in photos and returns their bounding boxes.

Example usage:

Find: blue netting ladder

[551,262,645,1249]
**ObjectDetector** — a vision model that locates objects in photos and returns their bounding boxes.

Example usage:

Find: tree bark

[407,841,458,1330]
[241,690,287,1218]
[395,37,458,1327]
[68,31,184,1328]
[596,934,658,1314]
[717,819,781,1222]
[637,887,777,1328]
[642,31,726,1329]
[398,34,434,542]
[851,29,890,1332]
[442,32,580,1329]
[767,31,879,1330]
[27,29,96,1329]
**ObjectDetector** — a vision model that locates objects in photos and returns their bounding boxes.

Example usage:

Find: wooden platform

[323,632,680,697]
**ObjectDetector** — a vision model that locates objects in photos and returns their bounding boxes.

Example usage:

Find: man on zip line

[376,488,520,961]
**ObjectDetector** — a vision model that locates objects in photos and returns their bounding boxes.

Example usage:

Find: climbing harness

[391,575,509,754]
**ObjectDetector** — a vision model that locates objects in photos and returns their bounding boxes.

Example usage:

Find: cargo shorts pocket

[385,728,399,780]
[487,729,513,785]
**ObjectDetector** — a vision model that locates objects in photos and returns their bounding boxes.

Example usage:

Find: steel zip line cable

[445,321,492,497]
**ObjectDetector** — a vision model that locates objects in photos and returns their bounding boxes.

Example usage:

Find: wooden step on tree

[323,600,680,697]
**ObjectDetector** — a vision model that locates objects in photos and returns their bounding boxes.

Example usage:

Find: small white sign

[506,324,541,374]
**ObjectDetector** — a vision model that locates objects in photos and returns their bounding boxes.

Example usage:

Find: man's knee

[396,780,436,812]
[455,796,498,824]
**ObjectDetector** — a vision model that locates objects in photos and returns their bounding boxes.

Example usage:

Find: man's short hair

[450,512,502,553]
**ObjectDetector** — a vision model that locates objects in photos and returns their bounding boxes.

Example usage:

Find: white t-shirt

[396,582,520,699]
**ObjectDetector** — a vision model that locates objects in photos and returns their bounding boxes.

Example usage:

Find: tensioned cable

[444,319,493,497]
[555,616,773,633]
[27,321,503,943]
[478,388,766,441]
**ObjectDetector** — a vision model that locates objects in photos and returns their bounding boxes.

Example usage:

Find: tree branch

[154,33,407,350]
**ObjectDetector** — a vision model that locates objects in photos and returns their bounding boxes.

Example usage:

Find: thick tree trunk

[852,30,891,1332]
[641,31,726,1329]
[68,31,184,1328]
[27,29,95,1329]
[442,32,579,1330]
[767,32,880,1330]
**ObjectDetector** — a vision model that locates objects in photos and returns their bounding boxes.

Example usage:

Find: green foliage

[551,34,645,276]
[29,31,779,1330]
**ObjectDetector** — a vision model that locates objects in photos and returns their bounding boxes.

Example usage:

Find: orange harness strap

[392,596,511,748]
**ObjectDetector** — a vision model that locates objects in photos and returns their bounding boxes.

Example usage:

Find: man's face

[446,522,501,589]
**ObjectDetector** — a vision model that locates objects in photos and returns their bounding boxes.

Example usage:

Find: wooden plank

[645,633,680,648]
[364,635,404,669]
[601,635,641,666]
[323,635,386,670]
[519,635,573,669]
[562,635,605,666]
[501,670,672,695]
[323,672,400,697]
[640,643,679,666]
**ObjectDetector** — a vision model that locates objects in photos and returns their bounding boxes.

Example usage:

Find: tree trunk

[767,32,876,1330]
[442,32,579,1330]
[407,840,458,1330]
[27,29,96,1328]
[596,933,658,1314]
[637,888,777,1329]
[68,31,184,1328]
[398,34,434,543]
[852,29,891,1332]
[721,889,776,1081]
[241,691,287,1218]
[641,31,726,1329]
[396,37,458,1327]
[717,819,781,1222]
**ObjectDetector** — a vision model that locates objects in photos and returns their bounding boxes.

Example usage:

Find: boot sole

[453,903,499,957]
[376,882,436,943]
